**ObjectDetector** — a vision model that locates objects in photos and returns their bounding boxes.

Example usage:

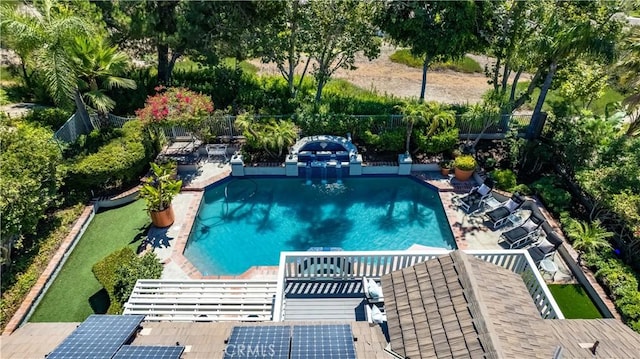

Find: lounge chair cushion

[477,183,492,196]
[528,246,545,263]
[370,305,385,324]
[546,231,564,247]
[367,278,382,299]
[487,207,510,222]
[503,227,528,242]
[537,238,556,254]
[505,199,519,212]
[521,219,540,233]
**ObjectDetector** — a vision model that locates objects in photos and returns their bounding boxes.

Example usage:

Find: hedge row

[92,247,162,314]
[586,252,640,333]
[0,205,84,331]
[65,121,154,195]
[91,247,137,314]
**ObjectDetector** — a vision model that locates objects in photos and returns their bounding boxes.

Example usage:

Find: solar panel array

[223,324,357,359]
[291,324,357,359]
[223,326,291,359]
[47,315,144,359]
[113,345,184,359]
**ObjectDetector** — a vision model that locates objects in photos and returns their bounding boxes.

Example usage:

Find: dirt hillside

[249,45,499,104]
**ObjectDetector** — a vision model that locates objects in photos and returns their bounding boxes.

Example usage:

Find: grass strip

[29,200,149,322]
[548,283,602,319]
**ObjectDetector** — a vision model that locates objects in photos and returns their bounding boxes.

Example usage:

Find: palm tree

[397,101,455,155]
[71,37,137,125]
[0,0,95,109]
[566,219,613,265]
[261,119,299,158]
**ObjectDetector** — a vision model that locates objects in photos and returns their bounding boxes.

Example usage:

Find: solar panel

[291,324,356,359]
[223,326,291,359]
[113,345,185,359]
[47,315,144,359]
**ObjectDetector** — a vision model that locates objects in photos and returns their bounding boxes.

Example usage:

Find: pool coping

[170,172,471,280]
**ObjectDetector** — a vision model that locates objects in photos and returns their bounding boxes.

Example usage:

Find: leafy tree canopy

[0,116,62,248]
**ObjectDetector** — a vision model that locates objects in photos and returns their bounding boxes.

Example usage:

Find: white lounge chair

[456,180,494,213]
[365,304,387,324]
[499,212,545,249]
[486,193,526,229]
[362,277,384,304]
[527,232,563,264]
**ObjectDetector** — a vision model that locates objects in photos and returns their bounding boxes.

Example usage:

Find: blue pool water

[184,177,455,275]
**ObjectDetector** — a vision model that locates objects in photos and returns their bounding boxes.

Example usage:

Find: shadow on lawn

[130,223,151,245]
[89,288,110,314]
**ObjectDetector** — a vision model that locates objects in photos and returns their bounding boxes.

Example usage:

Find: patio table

[539,259,558,281]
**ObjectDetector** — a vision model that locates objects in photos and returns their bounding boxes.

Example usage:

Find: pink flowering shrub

[136,86,214,128]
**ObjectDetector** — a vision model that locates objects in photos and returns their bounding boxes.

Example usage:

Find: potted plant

[453,155,476,181]
[138,162,182,227]
[438,160,453,176]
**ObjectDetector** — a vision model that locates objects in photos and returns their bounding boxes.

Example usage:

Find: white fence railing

[272,249,562,322]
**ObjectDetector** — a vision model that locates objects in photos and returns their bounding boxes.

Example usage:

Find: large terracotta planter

[149,205,175,228]
[454,168,474,181]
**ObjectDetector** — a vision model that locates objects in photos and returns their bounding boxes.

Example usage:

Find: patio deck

[158,165,574,284]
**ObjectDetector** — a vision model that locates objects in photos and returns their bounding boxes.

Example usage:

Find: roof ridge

[451,251,502,359]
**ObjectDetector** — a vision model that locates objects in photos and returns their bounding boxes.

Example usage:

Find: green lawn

[389,49,483,73]
[29,200,149,322]
[548,284,603,319]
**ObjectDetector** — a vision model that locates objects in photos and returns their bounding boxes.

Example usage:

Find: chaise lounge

[362,277,384,304]
[527,231,563,264]
[486,193,526,229]
[456,179,494,213]
[499,212,546,249]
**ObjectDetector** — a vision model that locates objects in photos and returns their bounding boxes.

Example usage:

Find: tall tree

[482,0,624,119]
[0,0,97,110]
[304,0,381,104]
[255,0,312,98]
[94,0,181,84]
[479,0,538,104]
[528,1,622,125]
[377,0,481,101]
[178,0,265,65]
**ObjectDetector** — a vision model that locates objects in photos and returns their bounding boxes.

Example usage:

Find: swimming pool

[184,177,455,275]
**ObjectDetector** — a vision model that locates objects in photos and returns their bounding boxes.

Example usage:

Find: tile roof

[381,251,640,359]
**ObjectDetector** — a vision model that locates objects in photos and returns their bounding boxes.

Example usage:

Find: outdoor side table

[539,259,559,281]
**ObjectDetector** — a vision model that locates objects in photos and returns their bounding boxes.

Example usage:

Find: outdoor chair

[456,179,494,213]
[485,193,526,229]
[499,212,546,249]
[206,143,228,162]
[365,304,387,324]
[362,277,384,304]
[527,231,563,264]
